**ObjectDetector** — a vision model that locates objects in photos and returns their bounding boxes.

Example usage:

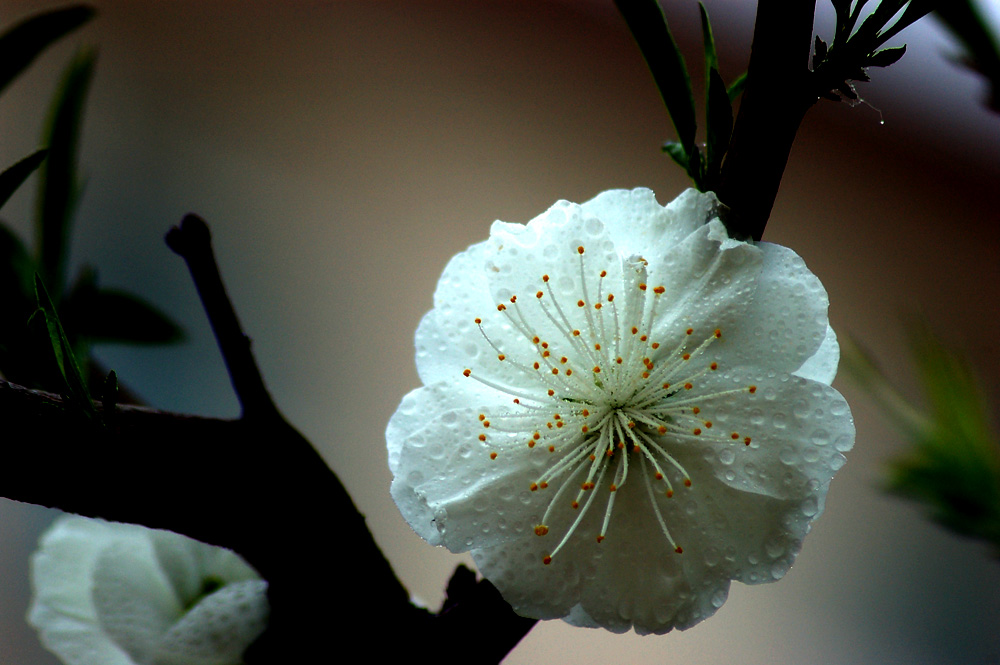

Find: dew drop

[710,589,727,608]
[772,412,787,429]
[811,428,830,446]
[770,560,790,579]
[800,496,819,517]
[765,538,785,559]
[718,448,736,466]
[834,434,853,452]
[406,470,424,485]
[778,447,796,465]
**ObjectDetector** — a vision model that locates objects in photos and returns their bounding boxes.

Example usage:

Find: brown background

[1,2,999,663]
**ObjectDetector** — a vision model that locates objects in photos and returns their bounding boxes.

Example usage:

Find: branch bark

[2,213,537,662]
[718,0,817,241]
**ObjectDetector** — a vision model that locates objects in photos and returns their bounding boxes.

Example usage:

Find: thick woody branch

[2,213,536,662]
[718,0,817,241]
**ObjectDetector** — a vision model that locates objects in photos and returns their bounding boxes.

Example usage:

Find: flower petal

[716,241,831,374]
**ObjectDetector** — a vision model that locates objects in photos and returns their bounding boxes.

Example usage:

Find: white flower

[387,188,854,634]
[28,516,268,665]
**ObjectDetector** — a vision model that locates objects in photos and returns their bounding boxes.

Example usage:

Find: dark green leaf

[704,67,733,186]
[877,0,935,46]
[0,224,36,308]
[33,274,97,420]
[726,72,747,102]
[0,149,48,211]
[0,5,94,95]
[36,48,96,302]
[699,3,718,87]
[814,35,829,63]
[854,0,907,47]
[102,369,118,420]
[615,0,697,154]
[661,141,689,170]
[63,285,184,345]
[867,45,907,67]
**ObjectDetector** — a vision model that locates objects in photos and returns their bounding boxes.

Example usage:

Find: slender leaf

[867,45,907,67]
[615,0,697,154]
[33,274,97,420]
[0,5,94,95]
[661,141,689,170]
[63,284,184,345]
[36,48,96,301]
[0,149,48,211]
[0,224,36,307]
[102,369,118,422]
[699,3,718,87]
[704,67,733,186]
[726,71,747,102]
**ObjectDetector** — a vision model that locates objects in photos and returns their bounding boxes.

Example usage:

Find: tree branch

[2,213,537,662]
[718,0,817,241]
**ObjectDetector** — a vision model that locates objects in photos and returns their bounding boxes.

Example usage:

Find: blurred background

[2,1,999,663]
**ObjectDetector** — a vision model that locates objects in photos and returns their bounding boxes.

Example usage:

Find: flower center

[463,245,756,565]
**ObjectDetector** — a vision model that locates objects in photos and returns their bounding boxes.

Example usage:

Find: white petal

[389,384,545,551]
[717,242,831,374]
[29,516,267,665]
[414,240,494,387]
[580,188,720,262]
[794,324,840,385]
[153,580,269,665]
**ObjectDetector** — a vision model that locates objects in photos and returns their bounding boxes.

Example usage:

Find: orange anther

[534,525,549,536]
[683,478,692,487]
[683,353,691,360]
[490,452,497,460]
[744,437,752,446]
[539,481,548,488]
[655,472,663,480]
[547,446,555,453]
[691,407,700,414]
[609,484,618,492]
[674,546,684,554]
[463,369,472,377]
[666,490,674,498]
[543,555,552,565]
[686,328,694,335]
[536,291,544,298]
[684,382,693,390]
[497,354,506,361]
[748,385,757,393]
[596,535,605,543]
[714,329,722,338]
[599,270,607,277]
[479,434,486,442]
[653,286,665,294]
[474,318,482,324]
[509,295,517,303]
[639,283,647,291]
[693,428,702,435]
[542,274,550,282]
[530,483,539,491]
[658,426,667,434]
[497,304,506,311]
[577,246,585,254]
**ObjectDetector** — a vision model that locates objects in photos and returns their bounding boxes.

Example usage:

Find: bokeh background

[2,1,1000,663]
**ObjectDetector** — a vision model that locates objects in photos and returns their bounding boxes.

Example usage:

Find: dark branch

[717,0,817,241]
[165,214,274,418]
[2,213,537,662]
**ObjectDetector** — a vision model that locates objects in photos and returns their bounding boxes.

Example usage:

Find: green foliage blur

[842,323,1000,558]
[0,5,182,400]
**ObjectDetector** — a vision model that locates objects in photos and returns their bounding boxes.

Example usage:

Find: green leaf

[661,141,689,169]
[699,3,718,89]
[32,274,97,420]
[704,67,734,189]
[102,369,118,422]
[0,224,36,308]
[0,149,48,211]
[63,281,184,346]
[36,47,96,302]
[726,71,747,102]
[615,0,697,155]
[0,5,94,95]
[867,45,907,67]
